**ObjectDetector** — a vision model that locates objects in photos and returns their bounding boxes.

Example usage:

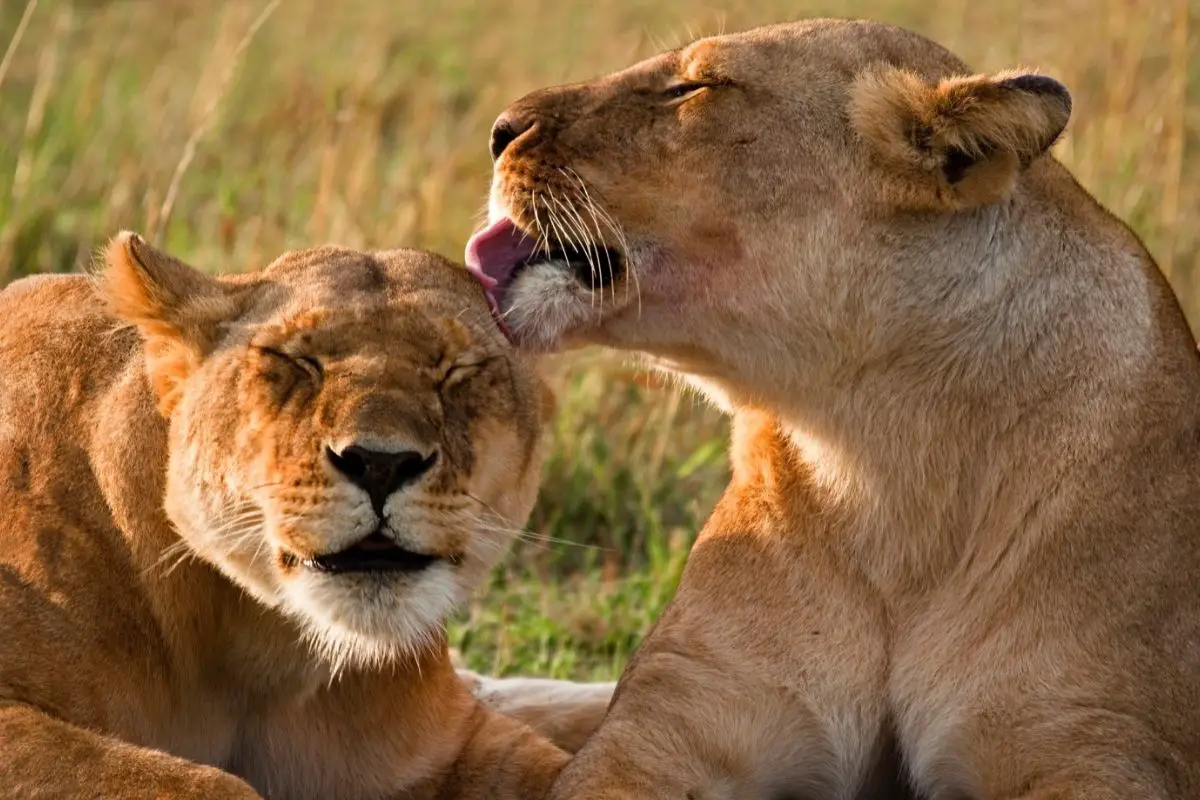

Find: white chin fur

[282,564,461,675]
[502,261,597,349]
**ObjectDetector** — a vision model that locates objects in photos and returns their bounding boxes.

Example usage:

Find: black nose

[327,445,437,515]
[489,111,534,161]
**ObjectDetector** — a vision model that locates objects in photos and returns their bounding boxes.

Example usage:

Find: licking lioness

[467,18,1200,800]
[0,235,607,798]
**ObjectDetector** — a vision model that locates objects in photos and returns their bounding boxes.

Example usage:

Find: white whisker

[563,167,639,316]
[546,190,597,303]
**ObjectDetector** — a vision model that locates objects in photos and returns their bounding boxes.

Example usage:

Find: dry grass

[1,0,1194,679]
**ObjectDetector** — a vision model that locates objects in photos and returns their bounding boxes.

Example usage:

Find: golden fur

[470,18,1200,799]
[0,234,607,797]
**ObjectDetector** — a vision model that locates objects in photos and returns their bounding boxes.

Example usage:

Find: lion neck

[689,177,1164,593]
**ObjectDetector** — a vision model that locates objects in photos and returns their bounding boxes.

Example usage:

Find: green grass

[1,0,1195,680]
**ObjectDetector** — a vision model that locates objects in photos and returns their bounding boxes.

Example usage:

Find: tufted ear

[849,66,1071,209]
[100,231,247,415]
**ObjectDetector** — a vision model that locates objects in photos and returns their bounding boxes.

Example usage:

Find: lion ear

[849,66,1071,208]
[100,231,246,415]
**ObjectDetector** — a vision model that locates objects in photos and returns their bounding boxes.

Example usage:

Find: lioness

[466,18,1200,800]
[0,234,605,798]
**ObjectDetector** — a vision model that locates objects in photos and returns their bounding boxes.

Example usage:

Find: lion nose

[326,444,437,515]
[489,110,535,161]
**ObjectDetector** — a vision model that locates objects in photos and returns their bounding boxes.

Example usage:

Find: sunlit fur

[0,237,607,798]
[102,238,547,676]
[483,18,1200,800]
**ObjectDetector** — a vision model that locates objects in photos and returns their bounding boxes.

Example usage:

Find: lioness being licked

[465,18,1200,800]
[0,235,609,798]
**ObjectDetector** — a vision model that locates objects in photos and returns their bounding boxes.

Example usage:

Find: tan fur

[478,18,1200,800]
[0,235,610,798]
[849,67,1071,209]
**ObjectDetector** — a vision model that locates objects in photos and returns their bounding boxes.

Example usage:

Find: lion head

[102,234,546,671]
[466,19,1072,407]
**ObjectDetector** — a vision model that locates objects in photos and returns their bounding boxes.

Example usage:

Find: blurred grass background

[1,0,1194,680]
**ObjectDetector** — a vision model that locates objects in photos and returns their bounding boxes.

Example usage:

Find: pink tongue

[464,218,538,289]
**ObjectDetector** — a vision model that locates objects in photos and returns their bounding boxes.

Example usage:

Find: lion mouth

[464,217,624,334]
[301,531,442,575]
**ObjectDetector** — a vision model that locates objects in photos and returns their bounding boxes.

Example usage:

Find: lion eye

[296,355,324,380]
[663,82,708,100]
[259,347,323,381]
[438,355,506,393]
[439,362,483,391]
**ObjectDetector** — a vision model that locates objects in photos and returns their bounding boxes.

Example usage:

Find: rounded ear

[99,231,248,415]
[849,66,1071,209]
[101,231,243,347]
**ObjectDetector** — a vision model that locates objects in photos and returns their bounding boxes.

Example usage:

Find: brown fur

[476,18,1200,800]
[0,235,592,798]
[850,67,1071,208]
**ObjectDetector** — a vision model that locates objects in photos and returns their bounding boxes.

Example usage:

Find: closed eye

[438,356,504,391]
[664,82,705,98]
[662,82,711,102]
[296,355,324,379]
[259,347,324,381]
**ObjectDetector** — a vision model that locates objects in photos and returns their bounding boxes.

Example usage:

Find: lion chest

[885,586,1027,800]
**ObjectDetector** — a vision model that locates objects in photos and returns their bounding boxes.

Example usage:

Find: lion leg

[458,670,616,753]
[978,738,1176,800]
[432,702,570,799]
[547,532,894,800]
[0,702,261,798]
[1006,779,1167,800]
